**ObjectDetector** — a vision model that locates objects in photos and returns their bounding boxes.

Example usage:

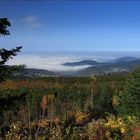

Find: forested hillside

[0,72,140,139]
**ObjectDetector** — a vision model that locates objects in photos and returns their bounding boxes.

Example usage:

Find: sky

[1,0,140,71]
[0,0,140,52]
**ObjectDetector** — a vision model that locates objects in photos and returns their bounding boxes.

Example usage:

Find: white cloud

[22,16,42,29]
[6,55,91,72]
[5,53,119,72]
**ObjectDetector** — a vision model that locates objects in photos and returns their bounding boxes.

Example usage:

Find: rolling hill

[74,58,140,76]
[63,60,99,66]
[11,56,140,77]
[13,68,61,77]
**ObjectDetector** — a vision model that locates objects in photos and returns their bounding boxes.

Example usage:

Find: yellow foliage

[75,111,89,125]
[104,116,126,135]
[120,127,125,134]
[112,95,119,107]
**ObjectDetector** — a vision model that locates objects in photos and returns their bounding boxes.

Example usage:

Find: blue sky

[0,1,140,53]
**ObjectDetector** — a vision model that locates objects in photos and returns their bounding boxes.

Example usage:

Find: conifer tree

[0,18,22,82]
[117,69,140,116]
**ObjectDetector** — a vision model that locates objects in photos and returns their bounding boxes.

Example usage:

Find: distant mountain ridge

[63,60,99,66]
[63,57,140,67]
[74,57,140,76]
[62,56,140,76]
[11,56,140,77]
[14,68,61,77]
[114,56,139,63]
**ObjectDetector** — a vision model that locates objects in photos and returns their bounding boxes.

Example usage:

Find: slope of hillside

[10,57,140,77]
[75,59,140,76]
[14,68,60,77]
[63,60,99,66]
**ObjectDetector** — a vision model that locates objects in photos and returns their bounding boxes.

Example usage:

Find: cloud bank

[6,55,91,72]
[6,51,128,72]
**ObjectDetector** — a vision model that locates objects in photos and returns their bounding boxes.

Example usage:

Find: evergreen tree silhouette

[0,18,22,82]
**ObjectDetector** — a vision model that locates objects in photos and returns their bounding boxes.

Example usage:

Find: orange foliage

[132,124,140,140]
[0,79,64,90]
[41,95,47,112]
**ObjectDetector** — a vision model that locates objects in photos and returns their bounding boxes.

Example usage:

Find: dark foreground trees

[0,18,22,82]
[117,68,140,116]
[0,18,24,131]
